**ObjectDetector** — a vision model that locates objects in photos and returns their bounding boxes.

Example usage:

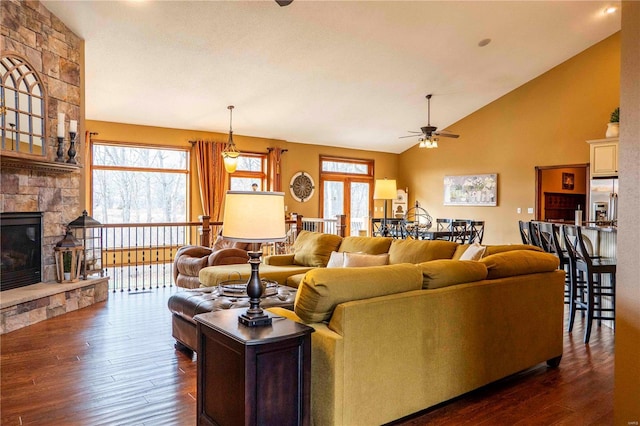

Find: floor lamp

[373,178,397,237]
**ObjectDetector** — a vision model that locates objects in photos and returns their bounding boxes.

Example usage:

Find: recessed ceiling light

[478,38,491,47]
[604,6,617,14]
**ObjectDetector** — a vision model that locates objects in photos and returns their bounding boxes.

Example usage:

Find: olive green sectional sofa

[196,231,565,425]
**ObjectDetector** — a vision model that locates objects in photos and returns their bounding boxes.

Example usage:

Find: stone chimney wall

[1,0,84,282]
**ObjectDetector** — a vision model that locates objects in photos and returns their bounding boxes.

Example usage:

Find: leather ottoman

[168,285,297,354]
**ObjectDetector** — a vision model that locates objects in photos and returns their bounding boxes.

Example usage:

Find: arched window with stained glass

[1,53,47,156]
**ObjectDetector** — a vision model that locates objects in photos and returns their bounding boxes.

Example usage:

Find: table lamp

[373,178,397,237]
[222,191,286,326]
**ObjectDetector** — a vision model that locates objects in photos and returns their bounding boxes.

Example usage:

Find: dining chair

[450,220,468,243]
[562,225,616,344]
[435,218,453,240]
[468,220,485,244]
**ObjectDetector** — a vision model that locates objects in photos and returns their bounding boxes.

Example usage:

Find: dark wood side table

[195,308,314,426]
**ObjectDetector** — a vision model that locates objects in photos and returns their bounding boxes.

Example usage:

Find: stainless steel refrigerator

[589,178,618,224]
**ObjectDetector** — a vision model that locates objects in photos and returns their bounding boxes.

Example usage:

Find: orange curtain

[268,147,284,191]
[194,140,228,222]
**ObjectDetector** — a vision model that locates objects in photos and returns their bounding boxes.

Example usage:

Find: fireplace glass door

[1,212,42,290]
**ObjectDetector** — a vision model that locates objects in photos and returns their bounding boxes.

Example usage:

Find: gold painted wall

[398,33,621,244]
[82,120,397,221]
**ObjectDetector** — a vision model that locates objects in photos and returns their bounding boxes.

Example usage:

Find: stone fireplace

[1,1,107,335]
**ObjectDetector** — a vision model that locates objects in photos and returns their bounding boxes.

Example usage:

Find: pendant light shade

[221,105,240,173]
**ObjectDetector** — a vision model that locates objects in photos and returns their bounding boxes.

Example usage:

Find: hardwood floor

[1,288,614,425]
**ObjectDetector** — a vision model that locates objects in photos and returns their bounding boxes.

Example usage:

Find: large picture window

[91,142,189,224]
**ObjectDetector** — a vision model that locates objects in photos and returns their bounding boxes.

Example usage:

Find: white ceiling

[41,0,621,154]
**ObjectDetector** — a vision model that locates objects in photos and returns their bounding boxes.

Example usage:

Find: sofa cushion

[388,239,459,264]
[293,231,343,267]
[484,244,544,256]
[452,243,543,260]
[294,264,422,323]
[419,259,488,289]
[480,250,560,279]
[338,236,393,255]
[458,243,486,261]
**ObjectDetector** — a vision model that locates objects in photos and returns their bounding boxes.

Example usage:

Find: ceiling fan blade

[399,134,421,139]
[434,130,459,138]
[407,130,422,134]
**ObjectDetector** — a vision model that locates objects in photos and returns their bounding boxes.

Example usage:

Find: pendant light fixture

[221,105,240,173]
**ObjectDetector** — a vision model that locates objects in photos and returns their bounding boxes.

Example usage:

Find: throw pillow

[293,231,343,267]
[459,243,486,261]
[326,251,345,268]
[343,252,389,267]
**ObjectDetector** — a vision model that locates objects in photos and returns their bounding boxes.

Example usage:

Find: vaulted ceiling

[42,0,621,153]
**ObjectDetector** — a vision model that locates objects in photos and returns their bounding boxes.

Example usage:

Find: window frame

[228,152,268,191]
[89,139,190,223]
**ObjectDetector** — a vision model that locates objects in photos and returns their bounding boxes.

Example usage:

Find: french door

[319,156,373,236]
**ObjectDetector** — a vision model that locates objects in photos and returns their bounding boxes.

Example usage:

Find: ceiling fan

[401,94,459,148]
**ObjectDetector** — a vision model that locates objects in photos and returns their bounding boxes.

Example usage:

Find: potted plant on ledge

[63,252,72,281]
[606,107,619,138]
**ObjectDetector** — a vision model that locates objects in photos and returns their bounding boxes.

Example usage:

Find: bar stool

[546,223,571,305]
[562,225,616,344]
[518,220,531,244]
[529,221,551,251]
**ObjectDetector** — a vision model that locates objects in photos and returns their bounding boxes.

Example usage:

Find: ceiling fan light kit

[402,94,460,149]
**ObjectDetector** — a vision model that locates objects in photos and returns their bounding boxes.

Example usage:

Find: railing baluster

[98,217,341,292]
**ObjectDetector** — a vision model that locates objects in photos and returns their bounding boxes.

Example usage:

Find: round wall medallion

[289,171,315,202]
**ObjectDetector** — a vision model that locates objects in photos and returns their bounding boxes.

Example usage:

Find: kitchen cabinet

[587,138,618,178]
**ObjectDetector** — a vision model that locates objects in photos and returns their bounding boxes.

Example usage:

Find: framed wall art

[443,173,497,206]
[562,172,575,190]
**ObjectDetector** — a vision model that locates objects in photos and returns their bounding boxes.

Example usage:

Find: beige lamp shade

[222,191,286,243]
[373,179,397,200]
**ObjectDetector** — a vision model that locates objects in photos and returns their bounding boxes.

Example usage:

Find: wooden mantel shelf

[1,154,82,174]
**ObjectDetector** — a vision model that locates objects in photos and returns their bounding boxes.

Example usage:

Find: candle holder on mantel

[67,131,77,164]
[55,136,65,162]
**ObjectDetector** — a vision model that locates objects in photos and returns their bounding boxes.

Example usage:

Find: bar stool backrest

[518,220,531,244]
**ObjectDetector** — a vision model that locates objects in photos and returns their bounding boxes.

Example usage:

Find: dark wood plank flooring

[1,288,613,425]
